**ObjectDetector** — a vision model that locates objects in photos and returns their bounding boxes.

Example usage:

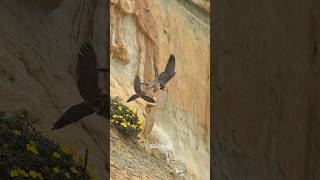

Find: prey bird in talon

[52,41,108,130]
[140,62,159,92]
[158,54,176,90]
[140,64,160,92]
[127,75,156,103]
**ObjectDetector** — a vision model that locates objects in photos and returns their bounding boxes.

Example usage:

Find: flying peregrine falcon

[52,41,108,130]
[141,54,176,91]
[127,75,156,103]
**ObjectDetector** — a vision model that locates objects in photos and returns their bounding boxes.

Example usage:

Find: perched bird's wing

[77,41,100,100]
[133,75,142,93]
[127,94,140,102]
[141,95,156,103]
[52,102,95,130]
[164,54,175,75]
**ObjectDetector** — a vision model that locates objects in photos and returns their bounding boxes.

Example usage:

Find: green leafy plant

[110,96,143,139]
[0,111,97,180]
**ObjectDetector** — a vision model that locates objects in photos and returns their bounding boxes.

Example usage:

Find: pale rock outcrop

[110,0,210,179]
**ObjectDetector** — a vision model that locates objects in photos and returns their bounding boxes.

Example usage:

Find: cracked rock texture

[110,0,210,179]
[213,0,320,180]
[0,0,108,179]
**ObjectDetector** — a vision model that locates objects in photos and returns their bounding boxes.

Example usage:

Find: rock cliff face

[0,0,108,179]
[110,0,210,179]
[213,0,320,180]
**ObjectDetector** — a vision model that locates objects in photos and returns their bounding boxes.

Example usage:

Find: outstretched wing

[141,95,156,103]
[77,41,100,101]
[133,75,142,93]
[127,94,140,102]
[52,102,95,130]
[164,54,175,75]
[158,72,176,89]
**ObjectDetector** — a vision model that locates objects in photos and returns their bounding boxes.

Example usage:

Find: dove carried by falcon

[52,41,108,130]
[140,63,159,92]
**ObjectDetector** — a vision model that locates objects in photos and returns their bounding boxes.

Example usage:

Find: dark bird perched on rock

[52,41,108,130]
[141,54,176,91]
[127,75,156,103]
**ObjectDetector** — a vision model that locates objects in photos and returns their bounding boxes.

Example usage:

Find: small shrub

[110,96,143,139]
[0,111,97,180]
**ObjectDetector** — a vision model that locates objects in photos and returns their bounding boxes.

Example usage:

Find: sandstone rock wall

[213,0,320,179]
[110,0,210,179]
[0,0,108,179]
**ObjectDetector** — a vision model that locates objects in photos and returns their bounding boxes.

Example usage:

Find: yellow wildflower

[137,117,143,124]
[87,165,94,175]
[87,165,97,180]
[72,156,81,163]
[90,175,98,180]
[9,169,19,177]
[12,129,21,136]
[65,172,71,178]
[52,152,61,158]
[26,141,39,155]
[70,167,80,175]
[120,122,127,127]
[53,167,60,174]
[70,146,77,154]
[29,170,37,178]
[62,147,72,155]
[29,170,43,180]
[118,106,122,111]
[18,169,28,177]
[111,119,115,122]
[28,126,34,132]
[78,157,84,165]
